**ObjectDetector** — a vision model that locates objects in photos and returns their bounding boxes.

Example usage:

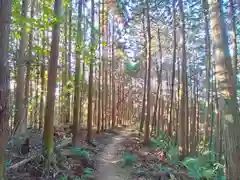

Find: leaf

[4,160,11,167]
[220,176,226,180]
[202,168,214,178]
[121,152,137,167]
[102,41,107,47]
[71,147,90,158]
[26,27,31,33]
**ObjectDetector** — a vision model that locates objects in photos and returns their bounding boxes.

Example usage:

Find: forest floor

[5,125,193,180]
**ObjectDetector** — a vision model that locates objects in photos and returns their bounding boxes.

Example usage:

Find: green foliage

[63,80,74,94]
[151,130,225,179]
[124,60,140,77]
[121,152,137,167]
[151,130,175,151]
[60,176,68,180]
[151,131,180,165]
[197,140,210,154]
[102,41,107,47]
[236,73,240,97]
[4,160,11,167]
[81,168,94,179]
[71,147,90,158]
[180,153,225,179]
[167,146,179,164]
[82,42,99,65]
[155,163,172,174]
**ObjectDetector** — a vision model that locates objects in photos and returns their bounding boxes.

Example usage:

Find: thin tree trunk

[14,0,29,134]
[203,1,211,142]
[169,1,176,137]
[229,0,237,97]
[86,0,95,141]
[66,0,72,124]
[111,19,116,128]
[144,0,152,144]
[72,0,83,146]
[139,12,147,132]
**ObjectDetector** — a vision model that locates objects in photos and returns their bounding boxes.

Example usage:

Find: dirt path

[95,128,132,180]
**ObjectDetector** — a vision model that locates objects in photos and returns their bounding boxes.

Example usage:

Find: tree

[178,0,188,157]
[72,0,83,147]
[14,0,29,134]
[86,0,95,142]
[143,0,152,145]
[139,11,147,133]
[43,0,62,167]
[111,19,116,128]
[168,0,177,137]
[203,0,211,142]
[0,0,11,178]
[208,0,240,178]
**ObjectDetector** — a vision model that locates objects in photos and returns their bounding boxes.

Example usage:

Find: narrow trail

[95,128,132,180]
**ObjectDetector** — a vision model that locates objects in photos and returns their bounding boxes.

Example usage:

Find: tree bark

[208,0,240,178]
[0,0,11,178]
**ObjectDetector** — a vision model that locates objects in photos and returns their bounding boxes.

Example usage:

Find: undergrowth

[121,152,137,167]
[60,147,94,179]
[151,130,225,180]
[71,147,90,158]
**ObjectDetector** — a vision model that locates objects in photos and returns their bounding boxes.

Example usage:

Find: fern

[179,154,224,179]
[60,176,68,180]
[71,147,90,158]
[81,167,94,179]
[121,152,137,167]
[167,146,179,164]
[4,159,11,167]
[148,129,226,179]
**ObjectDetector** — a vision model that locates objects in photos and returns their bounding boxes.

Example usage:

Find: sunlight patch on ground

[114,137,124,140]
[101,158,121,164]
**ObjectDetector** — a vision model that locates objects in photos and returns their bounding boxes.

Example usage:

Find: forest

[0,0,239,179]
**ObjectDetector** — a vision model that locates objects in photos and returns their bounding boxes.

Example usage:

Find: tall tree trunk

[34,63,40,128]
[62,4,68,124]
[101,0,106,131]
[190,74,197,154]
[203,0,211,142]
[229,0,237,97]
[111,20,116,128]
[169,0,176,137]
[175,60,180,143]
[208,0,240,178]
[43,0,62,166]
[0,0,11,178]
[139,12,147,132]
[97,0,102,133]
[72,0,83,147]
[25,0,35,129]
[86,0,95,141]
[14,0,29,134]
[178,0,188,157]
[144,0,152,145]
[39,30,46,129]
[152,28,162,134]
[66,0,72,124]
